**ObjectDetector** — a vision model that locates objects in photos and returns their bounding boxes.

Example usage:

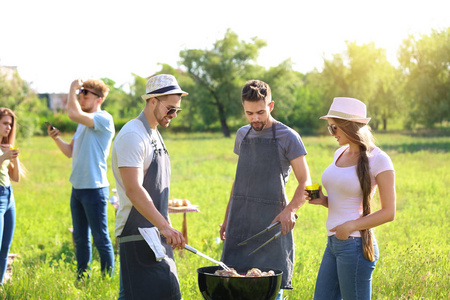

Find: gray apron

[221,124,294,289]
[119,112,181,300]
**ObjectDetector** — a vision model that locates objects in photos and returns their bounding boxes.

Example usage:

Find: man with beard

[47,79,115,280]
[220,80,311,300]
[112,74,187,299]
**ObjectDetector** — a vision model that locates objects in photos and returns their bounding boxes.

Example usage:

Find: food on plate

[214,267,275,277]
[168,198,191,207]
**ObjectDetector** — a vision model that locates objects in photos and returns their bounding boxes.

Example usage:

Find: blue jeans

[275,289,283,300]
[314,235,378,300]
[70,187,114,276]
[0,186,15,283]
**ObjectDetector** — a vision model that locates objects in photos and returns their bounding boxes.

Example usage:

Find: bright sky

[1,0,449,94]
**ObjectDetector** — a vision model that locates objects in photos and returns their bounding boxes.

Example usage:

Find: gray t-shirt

[234,121,307,184]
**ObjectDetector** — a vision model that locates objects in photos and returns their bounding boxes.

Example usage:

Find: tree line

[1,28,449,138]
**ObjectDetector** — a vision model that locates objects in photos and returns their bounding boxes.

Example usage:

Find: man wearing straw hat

[112,74,188,299]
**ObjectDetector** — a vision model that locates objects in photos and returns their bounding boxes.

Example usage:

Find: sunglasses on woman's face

[79,88,101,97]
[328,124,337,135]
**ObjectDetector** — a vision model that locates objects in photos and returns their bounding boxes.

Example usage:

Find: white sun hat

[320,97,371,124]
[141,74,188,101]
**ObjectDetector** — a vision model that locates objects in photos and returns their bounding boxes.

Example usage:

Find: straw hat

[320,97,371,124]
[141,74,188,101]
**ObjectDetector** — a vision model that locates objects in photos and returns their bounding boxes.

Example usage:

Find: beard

[154,109,172,128]
[81,105,95,113]
[251,120,267,131]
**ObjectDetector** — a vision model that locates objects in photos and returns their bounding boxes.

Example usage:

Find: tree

[100,77,134,119]
[262,59,321,133]
[180,29,266,137]
[290,70,328,134]
[398,28,450,128]
[320,42,399,130]
[0,67,47,138]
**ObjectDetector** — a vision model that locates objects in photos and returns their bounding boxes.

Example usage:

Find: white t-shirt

[111,117,163,237]
[321,146,394,237]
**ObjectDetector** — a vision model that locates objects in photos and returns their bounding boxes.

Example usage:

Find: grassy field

[0,131,448,299]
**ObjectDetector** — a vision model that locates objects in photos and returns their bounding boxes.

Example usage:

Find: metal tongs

[185,244,231,271]
[238,214,298,256]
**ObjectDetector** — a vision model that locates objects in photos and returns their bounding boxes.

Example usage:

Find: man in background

[47,79,115,280]
[112,74,187,299]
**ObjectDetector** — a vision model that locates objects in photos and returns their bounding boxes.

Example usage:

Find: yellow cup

[305,184,320,200]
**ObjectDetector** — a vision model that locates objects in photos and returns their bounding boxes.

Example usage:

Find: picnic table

[168,204,200,244]
[108,194,200,245]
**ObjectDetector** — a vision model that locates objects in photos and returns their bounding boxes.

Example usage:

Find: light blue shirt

[69,110,115,189]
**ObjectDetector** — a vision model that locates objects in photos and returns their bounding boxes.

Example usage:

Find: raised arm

[66,79,96,127]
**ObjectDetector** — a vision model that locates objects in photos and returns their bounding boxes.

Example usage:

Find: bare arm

[273,155,311,235]
[47,126,74,158]
[0,145,21,182]
[330,170,396,239]
[66,79,95,127]
[119,166,185,249]
[8,156,21,182]
[307,185,329,207]
[220,181,235,241]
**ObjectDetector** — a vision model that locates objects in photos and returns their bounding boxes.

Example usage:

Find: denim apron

[119,112,181,300]
[222,124,294,289]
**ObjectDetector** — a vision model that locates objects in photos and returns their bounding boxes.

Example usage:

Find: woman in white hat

[309,97,396,299]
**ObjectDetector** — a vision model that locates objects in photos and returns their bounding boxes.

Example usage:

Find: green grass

[1,131,449,299]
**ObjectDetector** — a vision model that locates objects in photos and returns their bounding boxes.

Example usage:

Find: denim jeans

[314,235,378,300]
[70,187,114,276]
[0,186,15,283]
[275,289,283,300]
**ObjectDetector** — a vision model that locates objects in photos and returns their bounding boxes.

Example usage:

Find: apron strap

[117,234,144,244]
[272,122,276,139]
[138,111,152,136]
[243,121,277,141]
[243,126,252,140]
[138,112,168,154]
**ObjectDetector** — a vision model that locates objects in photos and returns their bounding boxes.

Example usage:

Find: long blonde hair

[333,118,376,261]
[0,108,17,146]
[0,107,26,178]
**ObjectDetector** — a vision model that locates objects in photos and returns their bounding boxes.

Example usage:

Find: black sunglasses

[156,97,182,115]
[79,88,101,98]
[328,124,337,135]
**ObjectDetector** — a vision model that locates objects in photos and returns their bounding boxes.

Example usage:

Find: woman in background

[309,98,396,299]
[0,108,22,284]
